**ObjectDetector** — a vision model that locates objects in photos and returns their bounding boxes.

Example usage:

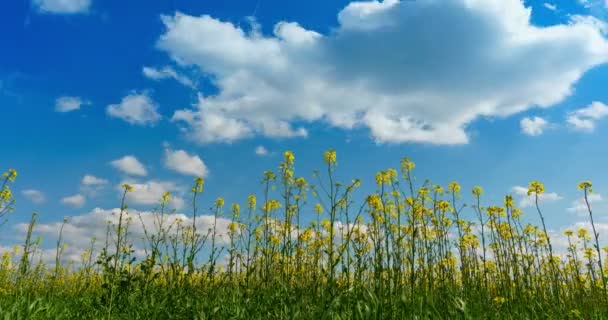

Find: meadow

[0,150,607,319]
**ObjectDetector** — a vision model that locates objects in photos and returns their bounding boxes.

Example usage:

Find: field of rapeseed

[0,150,607,319]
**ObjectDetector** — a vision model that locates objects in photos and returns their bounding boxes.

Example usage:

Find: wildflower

[295,177,308,188]
[4,169,17,182]
[400,157,415,173]
[323,149,337,165]
[121,183,134,192]
[228,222,239,233]
[194,177,204,193]
[563,230,574,237]
[493,296,506,306]
[248,194,257,209]
[263,171,276,181]
[584,247,596,259]
[263,200,281,212]
[504,195,514,208]
[314,203,323,215]
[215,197,225,208]
[527,181,544,196]
[366,194,383,211]
[161,192,171,204]
[231,204,240,217]
[434,185,444,195]
[578,228,590,240]
[472,186,483,197]
[438,200,451,213]
[283,151,295,166]
[578,180,593,192]
[448,182,461,194]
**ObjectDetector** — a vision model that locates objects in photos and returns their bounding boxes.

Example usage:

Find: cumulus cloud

[33,0,90,14]
[119,180,185,210]
[80,174,108,196]
[566,101,608,132]
[520,116,549,136]
[106,92,161,126]
[21,189,46,204]
[54,96,89,113]
[157,0,608,145]
[255,145,269,156]
[110,155,148,177]
[164,148,208,177]
[511,186,562,208]
[61,194,86,208]
[81,174,108,186]
[143,66,195,88]
[567,193,602,216]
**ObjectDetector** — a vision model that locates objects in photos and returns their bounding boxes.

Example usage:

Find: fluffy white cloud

[567,193,602,216]
[157,0,608,145]
[54,96,89,113]
[566,101,608,132]
[33,0,90,14]
[255,145,269,156]
[511,186,562,208]
[81,174,108,186]
[80,174,108,196]
[106,92,161,126]
[21,189,46,204]
[520,116,549,136]
[164,148,208,177]
[143,66,195,88]
[110,155,148,177]
[61,194,86,208]
[119,180,185,210]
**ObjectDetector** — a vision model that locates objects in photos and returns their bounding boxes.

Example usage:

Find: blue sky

[3,0,608,256]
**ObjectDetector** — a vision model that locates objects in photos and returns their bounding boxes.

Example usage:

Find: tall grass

[0,152,607,319]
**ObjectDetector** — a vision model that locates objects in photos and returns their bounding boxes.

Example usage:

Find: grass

[0,151,606,319]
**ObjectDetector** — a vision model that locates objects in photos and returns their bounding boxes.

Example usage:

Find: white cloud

[543,3,557,11]
[81,174,108,186]
[33,0,90,14]
[119,180,185,210]
[61,194,86,208]
[520,116,549,136]
[164,148,208,177]
[143,66,195,88]
[566,101,608,132]
[567,193,602,216]
[255,145,269,156]
[157,0,608,145]
[106,92,162,126]
[511,186,563,208]
[80,174,108,196]
[54,96,89,113]
[21,189,46,204]
[110,155,148,177]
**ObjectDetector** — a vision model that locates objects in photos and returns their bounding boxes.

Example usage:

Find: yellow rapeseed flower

[283,151,295,166]
[194,177,204,193]
[248,194,257,209]
[578,180,593,193]
[472,186,483,197]
[323,149,337,165]
[527,181,545,196]
[121,183,134,192]
[448,182,461,194]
